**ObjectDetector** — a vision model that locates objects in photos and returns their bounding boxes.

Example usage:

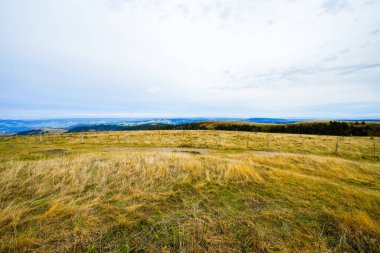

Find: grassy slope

[0,131,379,252]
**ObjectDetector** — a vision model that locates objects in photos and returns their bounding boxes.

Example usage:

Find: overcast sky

[0,0,379,119]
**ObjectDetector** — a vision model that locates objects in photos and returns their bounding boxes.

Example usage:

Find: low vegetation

[0,130,379,252]
[63,120,380,137]
[167,121,380,137]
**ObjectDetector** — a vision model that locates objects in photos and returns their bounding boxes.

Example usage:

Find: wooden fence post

[374,142,376,157]
[39,134,43,143]
[81,135,85,144]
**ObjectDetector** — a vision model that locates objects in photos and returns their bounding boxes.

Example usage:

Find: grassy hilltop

[0,131,379,252]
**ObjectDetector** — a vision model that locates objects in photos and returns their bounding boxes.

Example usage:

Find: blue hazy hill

[0,118,301,134]
[2,117,379,135]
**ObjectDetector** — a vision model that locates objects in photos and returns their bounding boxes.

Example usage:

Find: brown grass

[0,131,379,252]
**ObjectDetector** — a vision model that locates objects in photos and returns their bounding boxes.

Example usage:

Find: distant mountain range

[0,118,296,134]
[0,118,190,134]
[0,117,379,135]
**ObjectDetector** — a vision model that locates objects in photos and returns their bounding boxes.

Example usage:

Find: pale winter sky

[0,0,379,119]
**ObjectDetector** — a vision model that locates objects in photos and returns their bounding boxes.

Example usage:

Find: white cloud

[0,0,379,118]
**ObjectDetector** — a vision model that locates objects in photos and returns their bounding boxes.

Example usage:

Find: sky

[0,0,379,119]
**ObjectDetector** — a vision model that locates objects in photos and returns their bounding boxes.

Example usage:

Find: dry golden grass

[1,130,379,164]
[0,130,379,252]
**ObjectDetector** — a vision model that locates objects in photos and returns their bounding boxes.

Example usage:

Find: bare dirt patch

[103,147,211,154]
[249,150,319,158]
[31,149,69,155]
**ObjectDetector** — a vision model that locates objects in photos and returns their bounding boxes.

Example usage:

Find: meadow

[0,130,379,252]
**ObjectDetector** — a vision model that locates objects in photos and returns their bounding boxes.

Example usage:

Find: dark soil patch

[31,149,69,155]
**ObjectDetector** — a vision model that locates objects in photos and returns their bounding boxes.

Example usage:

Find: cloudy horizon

[1,0,379,119]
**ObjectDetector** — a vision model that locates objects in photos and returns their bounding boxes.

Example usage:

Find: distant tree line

[65,121,379,136]
[213,122,374,136]
[163,121,378,136]
[68,123,172,133]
